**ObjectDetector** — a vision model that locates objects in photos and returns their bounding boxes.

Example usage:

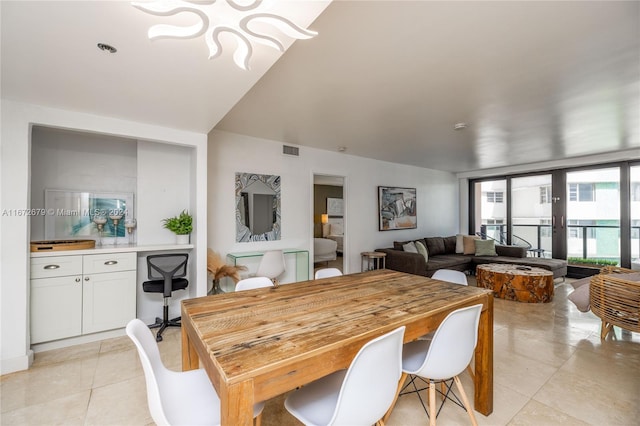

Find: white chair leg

[429,380,437,426]
[453,375,478,426]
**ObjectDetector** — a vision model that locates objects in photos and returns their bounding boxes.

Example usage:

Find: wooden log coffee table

[476,263,554,303]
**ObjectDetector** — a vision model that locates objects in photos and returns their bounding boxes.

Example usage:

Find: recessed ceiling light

[97,43,117,53]
[338,146,347,152]
[454,122,467,130]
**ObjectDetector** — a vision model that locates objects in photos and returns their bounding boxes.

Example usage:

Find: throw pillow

[456,234,465,253]
[570,276,592,289]
[403,241,418,253]
[415,240,429,262]
[475,239,498,256]
[443,236,457,253]
[425,237,446,256]
[462,235,479,255]
[568,284,590,312]
[330,223,343,235]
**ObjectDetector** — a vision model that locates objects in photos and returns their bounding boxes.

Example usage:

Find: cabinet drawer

[31,256,83,279]
[83,252,136,274]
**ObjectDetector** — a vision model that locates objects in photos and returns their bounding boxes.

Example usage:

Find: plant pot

[176,234,190,245]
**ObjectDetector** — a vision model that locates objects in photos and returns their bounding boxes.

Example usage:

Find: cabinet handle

[104,260,118,266]
[75,278,81,283]
[44,264,60,270]
[85,277,90,281]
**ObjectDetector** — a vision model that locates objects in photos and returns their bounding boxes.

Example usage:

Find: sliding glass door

[511,175,553,257]
[471,179,507,242]
[631,165,640,267]
[565,168,621,266]
[470,162,636,270]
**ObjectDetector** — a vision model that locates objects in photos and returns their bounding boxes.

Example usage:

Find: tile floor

[1,278,639,425]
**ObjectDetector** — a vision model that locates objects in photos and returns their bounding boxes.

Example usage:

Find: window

[486,191,504,203]
[569,183,594,202]
[540,186,551,204]
[632,182,640,202]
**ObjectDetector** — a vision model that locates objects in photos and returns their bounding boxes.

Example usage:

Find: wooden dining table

[181,269,494,425]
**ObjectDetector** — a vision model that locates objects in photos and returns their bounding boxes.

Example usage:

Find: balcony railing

[479,223,639,264]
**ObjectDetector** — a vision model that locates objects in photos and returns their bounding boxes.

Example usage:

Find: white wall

[207,130,459,276]
[29,127,138,240]
[0,100,208,374]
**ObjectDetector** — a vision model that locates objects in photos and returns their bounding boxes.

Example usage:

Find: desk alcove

[27,126,205,354]
[30,244,195,352]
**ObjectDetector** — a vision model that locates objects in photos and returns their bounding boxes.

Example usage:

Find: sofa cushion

[426,237,446,256]
[463,235,479,255]
[424,254,473,272]
[568,284,591,312]
[403,241,418,253]
[456,234,465,253]
[475,239,497,256]
[495,245,527,258]
[570,276,592,289]
[415,240,429,262]
[443,236,457,254]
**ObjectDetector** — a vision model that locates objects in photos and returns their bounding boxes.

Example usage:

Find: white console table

[224,249,310,292]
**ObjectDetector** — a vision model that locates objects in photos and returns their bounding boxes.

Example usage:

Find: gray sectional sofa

[375,235,567,279]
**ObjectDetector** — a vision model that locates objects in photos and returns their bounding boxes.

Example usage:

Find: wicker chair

[590,266,640,339]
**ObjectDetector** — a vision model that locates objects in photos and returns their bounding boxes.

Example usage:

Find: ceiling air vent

[283,145,299,156]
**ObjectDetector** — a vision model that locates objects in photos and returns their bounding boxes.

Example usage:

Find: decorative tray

[30,239,96,252]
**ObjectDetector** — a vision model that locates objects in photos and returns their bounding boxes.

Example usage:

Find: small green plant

[162,210,193,235]
[568,257,618,267]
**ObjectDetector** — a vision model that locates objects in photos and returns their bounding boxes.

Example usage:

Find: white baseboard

[1,350,34,375]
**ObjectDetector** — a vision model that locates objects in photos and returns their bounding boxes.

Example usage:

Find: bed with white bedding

[323,218,344,254]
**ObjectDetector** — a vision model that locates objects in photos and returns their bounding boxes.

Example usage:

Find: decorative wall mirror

[236,172,281,242]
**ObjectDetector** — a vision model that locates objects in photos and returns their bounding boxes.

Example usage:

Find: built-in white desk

[29,244,194,352]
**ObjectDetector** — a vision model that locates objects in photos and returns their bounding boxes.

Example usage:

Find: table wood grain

[181,269,494,425]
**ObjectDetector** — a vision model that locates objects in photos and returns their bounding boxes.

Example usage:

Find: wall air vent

[283,145,300,156]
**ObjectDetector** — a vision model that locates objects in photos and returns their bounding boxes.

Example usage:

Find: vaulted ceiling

[2,1,639,172]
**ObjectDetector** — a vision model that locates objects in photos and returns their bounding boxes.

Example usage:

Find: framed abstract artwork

[378,186,417,231]
[326,197,343,217]
[44,189,134,243]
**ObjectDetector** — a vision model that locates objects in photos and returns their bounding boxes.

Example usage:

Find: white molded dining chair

[432,269,468,285]
[284,326,406,426]
[126,319,264,426]
[385,304,482,426]
[255,250,286,285]
[314,268,343,279]
[235,276,274,291]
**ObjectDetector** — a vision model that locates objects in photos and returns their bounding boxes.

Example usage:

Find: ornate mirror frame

[235,172,281,242]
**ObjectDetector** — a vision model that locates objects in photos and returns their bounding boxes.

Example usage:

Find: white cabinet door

[82,270,137,334]
[31,275,82,343]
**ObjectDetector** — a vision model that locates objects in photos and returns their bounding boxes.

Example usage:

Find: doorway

[313,174,345,275]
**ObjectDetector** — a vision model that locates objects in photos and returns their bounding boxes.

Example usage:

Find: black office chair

[143,254,189,342]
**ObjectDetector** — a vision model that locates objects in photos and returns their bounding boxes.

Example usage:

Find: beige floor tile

[532,369,640,425]
[32,340,101,367]
[0,391,90,425]
[91,346,143,389]
[0,356,97,413]
[508,399,589,426]
[84,376,152,426]
[492,349,558,398]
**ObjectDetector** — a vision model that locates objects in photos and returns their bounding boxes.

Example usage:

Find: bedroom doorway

[313,174,345,275]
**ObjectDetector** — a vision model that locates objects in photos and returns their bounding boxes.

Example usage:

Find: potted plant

[162,210,193,244]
